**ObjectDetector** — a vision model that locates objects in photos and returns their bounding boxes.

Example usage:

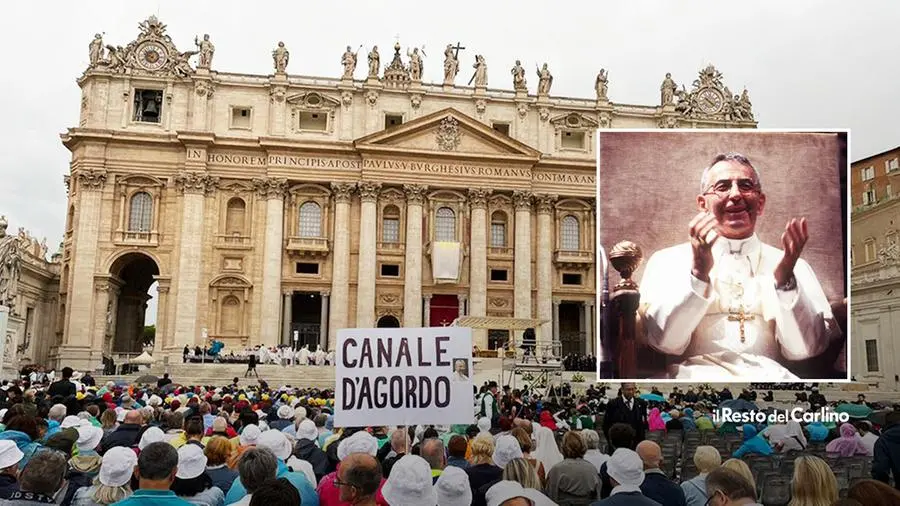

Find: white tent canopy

[128,351,156,365]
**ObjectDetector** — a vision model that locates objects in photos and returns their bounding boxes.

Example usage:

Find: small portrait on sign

[451,358,469,381]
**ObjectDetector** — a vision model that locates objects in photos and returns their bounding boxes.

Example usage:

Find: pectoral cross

[451,41,466,59]
[728,306,755,344]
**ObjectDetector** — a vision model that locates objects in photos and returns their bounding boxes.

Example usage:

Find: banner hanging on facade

[335,327,473,427]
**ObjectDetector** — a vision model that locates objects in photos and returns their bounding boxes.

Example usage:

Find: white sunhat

[277,405,293,420]
[606,448,645,488]
[76,425,104,453]
[176,444,208,480]
[296,419,318,442]
[435,466,472,506]
[0,441,23,470]
[240,424,262,446]
[382,455,438,506]
[492,434,523,468]
[257,430,293,461]
[337,431,378,461]
[485,481,535,506]
[99,447,138,488]
[61,415,83,429]
[138,426,165,450]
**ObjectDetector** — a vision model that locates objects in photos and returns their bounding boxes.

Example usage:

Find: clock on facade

[696,88,724,115]
[137,42,168,71]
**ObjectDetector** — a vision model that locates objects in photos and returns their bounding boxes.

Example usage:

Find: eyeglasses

[704,490,722,506]
[333,478,358,489]
[702,178,760,198]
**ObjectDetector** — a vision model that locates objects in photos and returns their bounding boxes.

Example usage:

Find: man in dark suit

[47,367,76,399]
[602,382,648,443]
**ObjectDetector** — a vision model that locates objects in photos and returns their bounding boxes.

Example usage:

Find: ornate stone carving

[517,103,528,118]
[536,63,553,95]
[90,16,197,78]
[475,98,487,116]
[550,112,599,130]
[175,172,218,195]
[511,60,527,91]
[443,43,462,85]
[539,107,550,122]
[408,47,423,81]
[63,175,71,193]
[341,45,359,79]
[0,216,22,312]
[599,111,611,128]
[403,184,429,205]
[410,94,422,109]
[194,80,214,98]
[88,34,105,67]
[272,41,289,73]
[366,90,379,107]
[471,55,488,87]
[195,34,214,69]
[75,169,108,191]
[658,116,678,129]
[468,188,492,209]
[595,69,609,100]
[660,72,677,106]
[379,293,400,305]
[435,117,462,151]
[513,190,533,210]
[252,177,287,200]
[357,181,382,202]
[535,194,558,214]
[341,91,353,108]
[489,297,508,308]
[331,182,356,204]
[673,65,752,122]
[270,85,286,103]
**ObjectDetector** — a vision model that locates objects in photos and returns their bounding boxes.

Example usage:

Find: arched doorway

[377,315,400,328]
[109,252,160,355]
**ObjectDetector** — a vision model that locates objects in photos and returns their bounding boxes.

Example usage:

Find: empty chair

[759,476,791,506]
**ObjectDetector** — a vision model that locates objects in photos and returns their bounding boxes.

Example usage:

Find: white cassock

[298,345,310,365]
[641,234,839,381]
[314,349,326,365]
[326,350,335,364]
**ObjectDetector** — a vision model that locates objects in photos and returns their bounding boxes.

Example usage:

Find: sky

[1,1,898,324]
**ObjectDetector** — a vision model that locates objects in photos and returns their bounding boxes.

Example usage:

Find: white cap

[277,405,293,420]
[258,430,292,460]
[382,455,438,506]
[477,417,491,432]
[240,424,262,446]
[607,448,645,488]
[435,466,472,506]
[147,395,162,407]
[61,415,83,429]
[296,419,318,442]
[0,441,23,470]
[99,447,137,488]
[293,406,307,420]
[138,426,165,450]
[492,435,523,468]
[76,425,104,452]
[337,431,378,461]
[176,444,208,480]
[486,481,534,506]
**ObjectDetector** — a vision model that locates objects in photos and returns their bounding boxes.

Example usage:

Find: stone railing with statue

[0,215,61,316]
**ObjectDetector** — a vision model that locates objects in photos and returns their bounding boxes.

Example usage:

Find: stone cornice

[75,169,108,191]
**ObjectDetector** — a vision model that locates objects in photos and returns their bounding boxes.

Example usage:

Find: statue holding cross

[443,42,465,85]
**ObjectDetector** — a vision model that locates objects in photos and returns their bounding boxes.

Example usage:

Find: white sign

[335,327,473,427]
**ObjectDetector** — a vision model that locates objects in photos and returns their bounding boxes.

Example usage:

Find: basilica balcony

[377,241,405,255]
[215,234,252,250]
[488,247,514,260]
[114,230,159,247]
[286,236,330,258]
[553,249,594,269]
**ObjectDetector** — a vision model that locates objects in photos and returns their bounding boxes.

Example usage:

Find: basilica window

[128,192,153,232]
[490,211,508,248]
[299,201,322,238]
[865,239,876,262]
[435,207,456,242]
[225,198,246,236]
[865,339,879,372]
[560,215,580,251]
[382,205,401,243]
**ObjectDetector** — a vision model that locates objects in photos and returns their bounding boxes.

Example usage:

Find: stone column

[152,277,171,356]
[320,291,330,350]
[282,292,292,346]
[356,182,381,328]
[468,188,491,347]
[552,299,560,344]
[90,276,114,356]
[60,170,107,369]
[253,178,287,347]
[458,294,468,316]
[328,183,355,349]
[403,184,428,327]
[535,194,557,343]
[423,295,432,327]
[172,172,218,353]
[585,301,594,355]
[513,191,533,342]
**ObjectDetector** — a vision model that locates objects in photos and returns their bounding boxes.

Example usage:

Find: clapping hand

[774,217,808,288]
[690,211,720,282]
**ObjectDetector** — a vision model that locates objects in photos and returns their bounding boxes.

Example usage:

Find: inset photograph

[597,130,848,382]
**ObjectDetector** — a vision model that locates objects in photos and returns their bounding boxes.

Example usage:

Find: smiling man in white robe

[640,153,838,380]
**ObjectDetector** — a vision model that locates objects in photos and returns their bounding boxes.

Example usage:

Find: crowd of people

[182,345,334,367]
[0,368,896,505]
